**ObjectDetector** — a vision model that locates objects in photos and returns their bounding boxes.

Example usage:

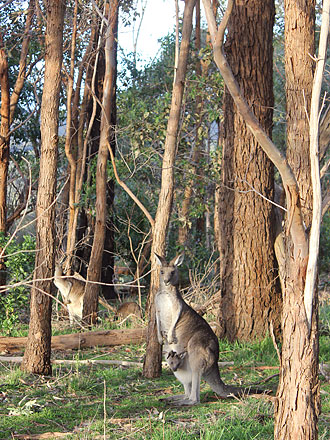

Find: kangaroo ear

[173,254,184,267]
[154,253,166,266]
[166,350,174,359]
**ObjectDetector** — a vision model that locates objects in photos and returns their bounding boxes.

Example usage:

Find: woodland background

[1,0,330,439]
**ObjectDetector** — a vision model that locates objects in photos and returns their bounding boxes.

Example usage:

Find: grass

[0,347,278,439]
[0,306,329,439]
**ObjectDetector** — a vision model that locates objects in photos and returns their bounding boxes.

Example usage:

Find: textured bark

[202,0,320,436]
[84,1,118,324]
[21,0,65,375]
[217,0,281,341]
[274,2,320,439]
[274,254,320,440]
[285,0,315,228]
[143,0,196,378]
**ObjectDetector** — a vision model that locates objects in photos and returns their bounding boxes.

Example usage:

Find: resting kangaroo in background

[155,253,265,406]
[54,264,85,324]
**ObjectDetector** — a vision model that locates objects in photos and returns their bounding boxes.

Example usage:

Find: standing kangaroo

[155,253,264,405]
[54,264,85,324]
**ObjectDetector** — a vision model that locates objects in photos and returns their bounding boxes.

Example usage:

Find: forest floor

[0,297,330,439]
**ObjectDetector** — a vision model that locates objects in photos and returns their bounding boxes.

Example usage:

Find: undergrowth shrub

[0,234,35,334]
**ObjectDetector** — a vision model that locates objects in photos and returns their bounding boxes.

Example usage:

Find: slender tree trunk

[21,0,65,375]
[64,0,79,272]
[178,0,203,248]
[0,43,9,286]
[216,0,281,341]
[143,0,196,378]
[75,29,101,278]
[84,0,118,324]
[9,0,35,124]
[0,0,35,286]
[0,46,10,237]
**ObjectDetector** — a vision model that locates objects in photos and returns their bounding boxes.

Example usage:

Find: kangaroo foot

[171,398,199,406]
[160,394,187,402]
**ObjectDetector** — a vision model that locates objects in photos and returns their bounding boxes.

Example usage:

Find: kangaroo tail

[203,365,267,398]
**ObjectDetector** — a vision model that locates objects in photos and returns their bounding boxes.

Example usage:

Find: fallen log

[13,433,69,439]
[0,328,146,353]
[0,355,234,370]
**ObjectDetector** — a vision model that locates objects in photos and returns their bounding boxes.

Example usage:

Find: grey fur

[54,264,85,324]
[155,254,264,406]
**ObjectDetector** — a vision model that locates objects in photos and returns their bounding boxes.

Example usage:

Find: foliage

[320,213,330,273]
[0,234,35,333]
[115,28,223,270]
[1,0,43,146]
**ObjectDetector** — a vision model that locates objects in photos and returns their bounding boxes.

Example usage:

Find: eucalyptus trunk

[83,0,118,324]
[273,1,320,438]
[217,0,281,341]
[143,0,196,379]
[21,0,65,375]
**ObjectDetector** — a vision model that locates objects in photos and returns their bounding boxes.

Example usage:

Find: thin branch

[202,0,307,258]
[6,156,30,229]
[9,0,35,124]
[304,0,330,330]
[0,158,32,259]
[107,139,155,228]
[8,80,40,137]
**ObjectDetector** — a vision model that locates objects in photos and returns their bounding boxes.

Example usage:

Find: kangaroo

[155,253,265,406]
[54,264,85,325]
[166,350,193,402]
[114,301,142,320]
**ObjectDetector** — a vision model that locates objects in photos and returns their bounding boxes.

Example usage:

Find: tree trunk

[285,0,315,228]
[0,0,35,286]
[84,1,118,324]
[202,0,321,438]
[217,0,281,341]
[274,253,319,439]
[64,0,79,271]
[178,0,203,249]
[143,0,196,378]
[0,45,10,284]
[21,0,65,375]
[75,30,102,278]
[274,1,320,438]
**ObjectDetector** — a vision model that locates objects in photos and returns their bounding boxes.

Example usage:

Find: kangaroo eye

[171,270,175,276]
[160,270,164,275]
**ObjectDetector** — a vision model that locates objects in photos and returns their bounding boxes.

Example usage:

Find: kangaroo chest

[155,290,179,333]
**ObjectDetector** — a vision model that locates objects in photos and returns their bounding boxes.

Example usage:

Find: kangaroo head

[166,350,187,371]
[54,263,64,277]
[154,253,184,287]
